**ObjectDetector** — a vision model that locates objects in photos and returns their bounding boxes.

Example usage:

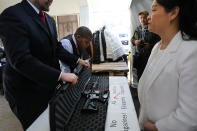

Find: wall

[87,0,132,33]
[0,0,87,16]
[0,0,20,13]
[80,6,89,27]
[49,0,87,16]
[130,0,153,35]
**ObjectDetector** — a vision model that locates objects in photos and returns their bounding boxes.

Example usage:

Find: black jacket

[0,0,78,129]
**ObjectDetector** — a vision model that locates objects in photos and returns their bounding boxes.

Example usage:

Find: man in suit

[0,0,89,129]
[131,11,160,80]
[60,26,93,73]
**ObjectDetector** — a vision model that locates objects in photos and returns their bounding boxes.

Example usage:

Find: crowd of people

[0,0,197,130]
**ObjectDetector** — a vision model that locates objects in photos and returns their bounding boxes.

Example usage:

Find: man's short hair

[74,26,93,39]
[138,11,149,17]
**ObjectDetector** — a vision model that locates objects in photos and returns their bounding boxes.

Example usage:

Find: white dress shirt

[27,0,39,14]
[60,35,78,73]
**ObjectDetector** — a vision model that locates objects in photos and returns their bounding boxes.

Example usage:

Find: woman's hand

[144,121,158,131]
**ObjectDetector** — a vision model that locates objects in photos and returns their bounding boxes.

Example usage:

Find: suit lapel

[33,17,51,37]
[45,15,55,38]
[45,15,57,55]
[21,0,57,55]
[21,0,51,37]
[144,52,172,93]
[142,31,182,93]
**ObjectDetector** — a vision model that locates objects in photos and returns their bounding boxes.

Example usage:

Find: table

[105,76,140,131]
[27,76,140,131]
[92,62,129,76]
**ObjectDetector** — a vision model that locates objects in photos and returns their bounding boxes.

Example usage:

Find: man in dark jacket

[0,0,89,129]
[131,11,160,80]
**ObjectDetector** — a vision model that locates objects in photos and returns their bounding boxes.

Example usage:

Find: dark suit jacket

[0,0,78,129]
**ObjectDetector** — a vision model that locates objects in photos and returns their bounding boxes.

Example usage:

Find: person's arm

[60,39,73,54]
[131,28,141,46]
[56,41,79,66]
[78,58,90,70]
[60,72,78,85]
[155,43,197,131]
[58,39,90,70]
[0,10,61,88]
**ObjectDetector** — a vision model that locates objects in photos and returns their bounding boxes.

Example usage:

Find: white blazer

[138,31,197,131]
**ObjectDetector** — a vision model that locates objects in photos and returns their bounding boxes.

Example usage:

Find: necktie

[39,11,46,24]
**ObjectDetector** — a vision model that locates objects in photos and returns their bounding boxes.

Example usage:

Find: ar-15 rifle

[81,77,110,113]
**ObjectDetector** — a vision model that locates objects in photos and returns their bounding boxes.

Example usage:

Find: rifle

[81,77,109,113]
[92,77,99,89]
[55,58,91,94]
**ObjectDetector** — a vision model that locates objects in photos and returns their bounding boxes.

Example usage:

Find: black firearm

[82,98,97,113]
[55,58,91,93]
[92,77,99,89]
[87,90,109,103]
[81,77,110,113]
[73,58,91,75]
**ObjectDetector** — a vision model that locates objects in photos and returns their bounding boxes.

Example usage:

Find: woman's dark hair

[156,0,197,40]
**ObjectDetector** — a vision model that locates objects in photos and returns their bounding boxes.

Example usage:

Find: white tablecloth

[27,76,140,131]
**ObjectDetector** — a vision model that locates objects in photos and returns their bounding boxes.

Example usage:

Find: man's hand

[135,40,141,46]
[144,121,158,131]
[60,73,78,85]
[78,59,90,70]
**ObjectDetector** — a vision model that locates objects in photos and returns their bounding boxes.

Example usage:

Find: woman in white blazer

[138,0,197,131]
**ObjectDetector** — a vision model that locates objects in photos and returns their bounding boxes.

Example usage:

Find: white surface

[105,76,140,131]
[27,106,50,131]
[27,76,140,131]
[0,0,87,15]
[80,6,89,27]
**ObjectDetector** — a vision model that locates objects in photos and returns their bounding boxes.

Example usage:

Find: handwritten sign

[105,76,140,131]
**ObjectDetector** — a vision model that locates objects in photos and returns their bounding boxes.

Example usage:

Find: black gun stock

[55,58,91,93]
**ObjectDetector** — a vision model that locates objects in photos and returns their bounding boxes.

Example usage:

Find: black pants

[133,54,149,81]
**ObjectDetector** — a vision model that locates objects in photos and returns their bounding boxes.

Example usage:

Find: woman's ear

[169,6,180,22]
